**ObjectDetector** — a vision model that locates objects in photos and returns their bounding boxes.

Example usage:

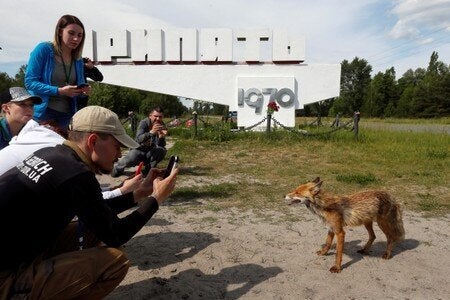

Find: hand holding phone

[77,83,89,89]
[163,155,179,178]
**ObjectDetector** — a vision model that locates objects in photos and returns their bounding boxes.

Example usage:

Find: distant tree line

[1,51,448,119]
[303,51,449,118]
[85,82,187,118]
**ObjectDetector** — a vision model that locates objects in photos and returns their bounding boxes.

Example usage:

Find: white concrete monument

[84,28,340,130]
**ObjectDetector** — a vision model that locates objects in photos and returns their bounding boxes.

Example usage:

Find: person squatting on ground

[0,106,178,299]
[76,57,104,111]
[112,107,168,177]
[0,87,42,150]
[25,14,91,131]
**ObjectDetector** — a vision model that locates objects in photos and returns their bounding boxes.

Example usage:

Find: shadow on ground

[107,263,282,300]
[123,231,220,271]
[332,238,420,270]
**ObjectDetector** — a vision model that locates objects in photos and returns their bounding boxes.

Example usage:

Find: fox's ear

[311,180,323,195]
[312,177,321,183]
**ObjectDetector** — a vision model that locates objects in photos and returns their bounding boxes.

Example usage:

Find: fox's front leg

[317,229,334,255]
[330,229,345,273]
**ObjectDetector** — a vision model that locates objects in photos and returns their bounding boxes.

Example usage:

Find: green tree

[13,65,27,87]
[0,72,13,92]
[138,92,186,117]
[396,85,415,117]
[380,67,398,117]
[304,98,335,117]
[410,52,450,117]
[333,57,372,116]
[88,83,186,118]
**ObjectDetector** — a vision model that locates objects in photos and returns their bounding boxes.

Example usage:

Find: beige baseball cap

[70,105,139,148]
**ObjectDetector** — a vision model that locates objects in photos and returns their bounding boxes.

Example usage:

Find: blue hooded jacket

[25,42,85,120]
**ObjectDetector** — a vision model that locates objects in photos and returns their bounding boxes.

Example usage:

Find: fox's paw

[382,252,392,259]
[316,249,327,256]
[329,265,342,273]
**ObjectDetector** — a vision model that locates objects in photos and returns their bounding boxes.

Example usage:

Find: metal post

[353,111,360,140]
[266,113,272,134]
[193,111,198,137]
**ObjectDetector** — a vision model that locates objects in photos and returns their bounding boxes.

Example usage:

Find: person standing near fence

[25,14,90,132]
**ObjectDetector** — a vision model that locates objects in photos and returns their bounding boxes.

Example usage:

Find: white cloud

[1,0,448,78]
[389,0,450,39]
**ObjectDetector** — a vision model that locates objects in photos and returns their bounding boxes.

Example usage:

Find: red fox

[285,177,405,273]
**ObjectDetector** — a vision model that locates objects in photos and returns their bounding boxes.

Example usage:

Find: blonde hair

[52,15,85,59]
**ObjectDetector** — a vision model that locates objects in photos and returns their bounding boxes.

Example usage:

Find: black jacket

[0,142,158,271]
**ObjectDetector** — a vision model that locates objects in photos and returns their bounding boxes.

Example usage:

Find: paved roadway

[361,122,450,135]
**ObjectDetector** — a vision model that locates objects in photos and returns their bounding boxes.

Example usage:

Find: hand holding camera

[133,156,179,204]
[150,121,167,138]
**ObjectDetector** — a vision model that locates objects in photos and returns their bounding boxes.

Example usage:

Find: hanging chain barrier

[272,117,354,137]
[167,111,359,139]
[238,117,268,131]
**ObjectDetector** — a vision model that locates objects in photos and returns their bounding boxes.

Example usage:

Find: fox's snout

[284,194,304,205]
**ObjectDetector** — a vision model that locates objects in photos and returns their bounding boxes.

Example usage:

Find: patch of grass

[166,119,449,215]
[417,194,442,212]
[421,241,433,247]
[169,183,237,203]
[336,173,378,185]
[178,166,213,176]
[200,216,218,223]
[204,202,222,212]
[426,149,448,159]
[171,206,189,215]
[233,150,249,158]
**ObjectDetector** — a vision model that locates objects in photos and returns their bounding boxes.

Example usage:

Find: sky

[0,0,449,79]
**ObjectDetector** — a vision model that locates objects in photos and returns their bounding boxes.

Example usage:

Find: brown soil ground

[97,170,449,300]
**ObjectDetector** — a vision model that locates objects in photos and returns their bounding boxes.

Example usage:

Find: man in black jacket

[112,107,167,177]
[0,106,178,299]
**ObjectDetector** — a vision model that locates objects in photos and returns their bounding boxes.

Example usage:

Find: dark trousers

[115,146,167,172]
[0,222,129,299]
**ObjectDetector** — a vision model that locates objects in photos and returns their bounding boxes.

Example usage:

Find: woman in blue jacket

[25,14,90,131]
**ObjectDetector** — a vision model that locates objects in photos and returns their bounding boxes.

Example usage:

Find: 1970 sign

[238,88,295,113]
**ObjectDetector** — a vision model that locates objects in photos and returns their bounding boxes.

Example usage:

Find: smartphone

[77,83,89,89]
[163,155,179,178]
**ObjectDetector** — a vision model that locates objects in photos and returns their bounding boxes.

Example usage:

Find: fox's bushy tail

[388,202,405,241]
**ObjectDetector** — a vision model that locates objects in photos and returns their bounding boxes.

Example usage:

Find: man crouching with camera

[112,107,168,177]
